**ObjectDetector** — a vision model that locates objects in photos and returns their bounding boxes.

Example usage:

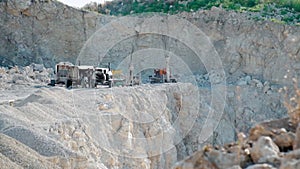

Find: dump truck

[53,62,76,86]
[51,62,118,88]
[52,61,154,88]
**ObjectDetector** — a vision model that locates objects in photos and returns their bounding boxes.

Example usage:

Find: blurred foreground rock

[173,117,300,169]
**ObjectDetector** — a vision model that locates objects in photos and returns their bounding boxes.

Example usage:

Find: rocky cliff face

[1,1,299,86]
[182,8,300,86]
[0,0,113,67]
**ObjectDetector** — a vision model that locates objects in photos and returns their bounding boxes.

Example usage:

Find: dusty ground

[0,64,295,169]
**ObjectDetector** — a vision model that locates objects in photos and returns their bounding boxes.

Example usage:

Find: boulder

[250,79,263,88]
[273,132,295,150]
[31,64,45,72]
[294,124,300,150]
[249,125,275,141]
[284,149,300,160]
[280,159,300,169]
[8,66,19,74]
[250,136,280,163]
[172,150,217,169]
[246,164,276,169]
[227,165,242,169]
[206,149,244,169]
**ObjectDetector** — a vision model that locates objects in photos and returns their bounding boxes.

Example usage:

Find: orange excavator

[149,68,177,83]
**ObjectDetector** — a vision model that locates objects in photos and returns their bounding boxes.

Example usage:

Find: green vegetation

[93,0,300,25]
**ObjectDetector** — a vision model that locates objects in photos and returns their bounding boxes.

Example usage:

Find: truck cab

[55,62,74,85]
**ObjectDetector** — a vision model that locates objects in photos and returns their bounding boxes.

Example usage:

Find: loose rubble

[173,117,300,169]
[0,64,53,90]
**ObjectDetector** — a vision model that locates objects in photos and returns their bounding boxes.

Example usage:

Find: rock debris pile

[0,64,53,90]
[173,117,300,169]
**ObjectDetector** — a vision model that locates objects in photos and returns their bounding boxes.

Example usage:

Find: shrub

[94,0,300,25]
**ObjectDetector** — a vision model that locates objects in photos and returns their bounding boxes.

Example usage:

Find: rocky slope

[0,65,293,169]
[0,76,205,169]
